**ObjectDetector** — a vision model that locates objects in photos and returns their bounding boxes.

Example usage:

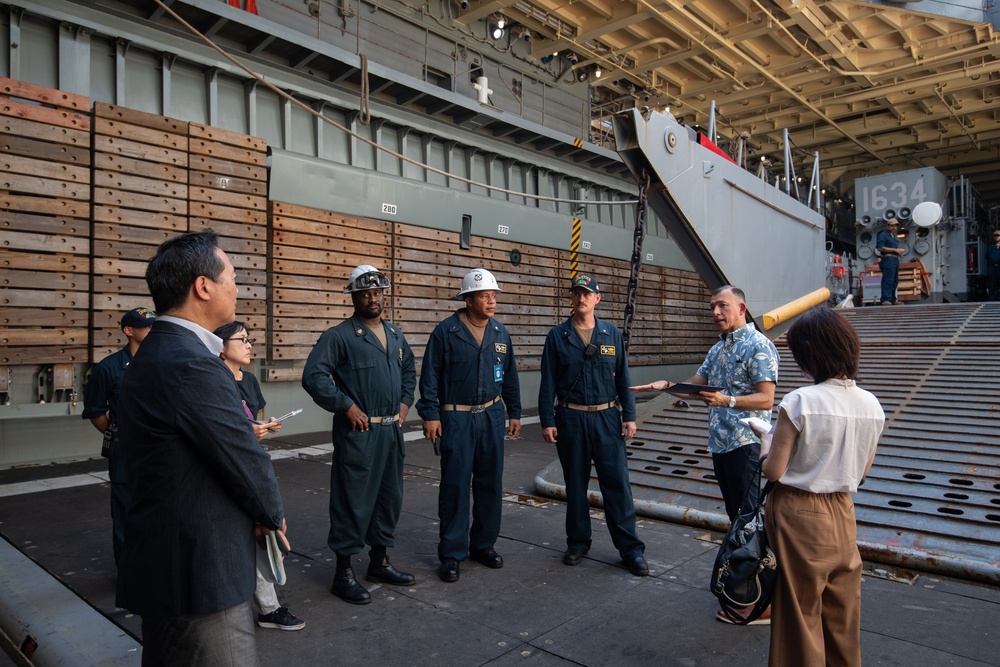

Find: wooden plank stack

[267,202,393,382]
[393,224,564,371]
[0,78,92,366]
[188,123,269,360]
[0,75,715,382]
[862,259,929,304]
[624,264,716,363]
[541,254,714,366]
[897,259,930,302]
[91,102,189,361]
[264,207,715,379]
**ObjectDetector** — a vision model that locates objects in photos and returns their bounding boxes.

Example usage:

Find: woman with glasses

[216,322,282,441]
[214,321,305,632]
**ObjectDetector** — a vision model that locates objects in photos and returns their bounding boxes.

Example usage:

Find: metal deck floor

[538,302,1000,584]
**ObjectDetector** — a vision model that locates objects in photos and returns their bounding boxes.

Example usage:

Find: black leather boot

[331,566,372,605]
[366,554,415,585]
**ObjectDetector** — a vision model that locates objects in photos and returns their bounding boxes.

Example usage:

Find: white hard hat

[456,268,502,299]
[345,264,390,293]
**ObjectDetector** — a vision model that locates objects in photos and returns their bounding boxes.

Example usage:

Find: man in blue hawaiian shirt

[633,285,778,622]
[636,285,778,517]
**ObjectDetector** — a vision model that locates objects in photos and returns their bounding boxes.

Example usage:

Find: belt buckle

[471,403,486,414]
[380,416,395,425]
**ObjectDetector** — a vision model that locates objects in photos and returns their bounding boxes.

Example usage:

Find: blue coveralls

[876,228,901,304]
[538,316,645,559]
[302,316,416,557]
[416,308,521,562]
[987,243,1000,301]
[81,346,133,564]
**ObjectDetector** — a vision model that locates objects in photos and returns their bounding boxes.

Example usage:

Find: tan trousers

[765,484,863,667]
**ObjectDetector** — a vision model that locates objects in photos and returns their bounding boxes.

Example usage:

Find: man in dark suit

[116,230,286,666]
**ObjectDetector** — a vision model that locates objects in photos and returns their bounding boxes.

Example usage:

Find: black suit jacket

[116,319,284,617]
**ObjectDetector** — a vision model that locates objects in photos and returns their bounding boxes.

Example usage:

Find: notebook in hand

[257,531,288,585]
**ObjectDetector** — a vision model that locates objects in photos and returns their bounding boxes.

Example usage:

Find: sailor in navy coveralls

[538,273,649,577]
[417,268,521,584]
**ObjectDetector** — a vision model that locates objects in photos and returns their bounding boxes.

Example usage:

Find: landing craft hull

[613,108,827,324]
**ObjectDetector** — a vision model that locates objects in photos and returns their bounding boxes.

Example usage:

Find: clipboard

[663,383,723,396]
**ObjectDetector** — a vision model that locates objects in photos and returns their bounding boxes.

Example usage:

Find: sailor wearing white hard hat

[417,268,522,583]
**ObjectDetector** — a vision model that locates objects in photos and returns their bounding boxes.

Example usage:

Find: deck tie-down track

[535,302,1000,584]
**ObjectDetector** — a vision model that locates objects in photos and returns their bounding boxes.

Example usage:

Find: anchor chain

[623,171,650,352]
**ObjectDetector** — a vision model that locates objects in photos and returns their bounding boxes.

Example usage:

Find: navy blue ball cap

[571,274,600,293]
[121,307,155,329]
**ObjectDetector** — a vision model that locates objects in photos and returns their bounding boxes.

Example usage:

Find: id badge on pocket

[493,363,503,383]
[101,428,115,458]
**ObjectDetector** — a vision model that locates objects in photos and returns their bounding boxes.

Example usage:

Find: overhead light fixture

[576,69,589,83]
[594,66,602,79]
[488,15,506,40]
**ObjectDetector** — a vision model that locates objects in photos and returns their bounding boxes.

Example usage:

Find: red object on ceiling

[246,0,258,13]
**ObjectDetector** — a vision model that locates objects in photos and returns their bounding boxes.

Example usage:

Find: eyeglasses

[349,271,390,292]
[228,336,255,346]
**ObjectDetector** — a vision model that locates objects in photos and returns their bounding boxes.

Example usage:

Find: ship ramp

[535,302,1000,584]
[611,107,827,320]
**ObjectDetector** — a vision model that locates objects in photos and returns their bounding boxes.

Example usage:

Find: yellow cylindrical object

[761,287,831,330]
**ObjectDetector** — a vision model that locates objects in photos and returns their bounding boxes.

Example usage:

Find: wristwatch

[727,395,737,409]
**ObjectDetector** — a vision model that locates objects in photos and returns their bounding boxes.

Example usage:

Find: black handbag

[710,457,776,625]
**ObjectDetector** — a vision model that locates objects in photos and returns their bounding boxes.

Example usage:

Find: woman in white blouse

[761,308,884,667]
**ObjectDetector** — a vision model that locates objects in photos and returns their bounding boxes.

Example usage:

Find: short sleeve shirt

[876,229,900,263]
[697,323,779,454]
[778,378,885,493]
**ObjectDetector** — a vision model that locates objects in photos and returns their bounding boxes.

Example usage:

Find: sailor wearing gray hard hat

[302,263,417,604]
[417,268,522,583]
[344,264,391,294]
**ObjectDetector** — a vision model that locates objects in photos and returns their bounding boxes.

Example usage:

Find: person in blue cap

[538,273,649,577]
[875,218,905,305]
[302,264,417,604]
[82,306,155,565]
[417,268,521,584]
